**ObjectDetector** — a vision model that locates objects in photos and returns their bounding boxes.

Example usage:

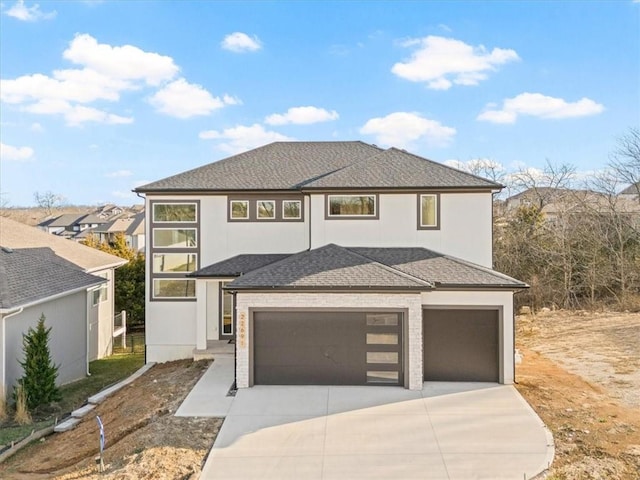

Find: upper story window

[418,194,440,230]
[283,200,301,219]
[257,200,276,219]
[327,194,378,219]
[228,196,304,222]
[150,200,199,301]
[153,203,197,223]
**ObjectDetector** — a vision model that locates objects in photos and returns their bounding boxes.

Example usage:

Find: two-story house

[135,142,526,390]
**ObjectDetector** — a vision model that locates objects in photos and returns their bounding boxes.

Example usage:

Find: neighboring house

[619,182,640,201]
[94,204,124,219]
[0,217,127,371]
[135,141,527,390]
[91,212,146,252]
[38,213,106,239]
[0,247,107,400]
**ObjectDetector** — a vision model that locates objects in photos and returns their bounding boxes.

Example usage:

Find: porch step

[193,340,235,361]
[54,417,80,433]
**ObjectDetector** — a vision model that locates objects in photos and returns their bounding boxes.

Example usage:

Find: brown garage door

[423,309,499,382]
[253,311,403,386]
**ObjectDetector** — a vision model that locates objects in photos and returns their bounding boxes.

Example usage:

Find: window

[153,229,197,248]
[327,195,377,218]
[282,200,301,219]
[230,200,249,219]
[153,279,196,298]
[418,194,439,229]
[257,200,275,219]
[150,200,199,301]
[92,283,108,306]
[153,253,197,273]
[220,282,233,337]
[153,203,197,223]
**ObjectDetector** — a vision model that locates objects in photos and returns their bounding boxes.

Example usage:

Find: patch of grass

[58,353,145,411]
[112,331,145,355]
[0,353,144,446]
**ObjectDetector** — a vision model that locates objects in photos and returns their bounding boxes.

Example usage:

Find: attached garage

[253,311,403,386]
[423,308,500,382]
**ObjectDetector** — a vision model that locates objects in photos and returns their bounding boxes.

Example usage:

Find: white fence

[113,310,127,349]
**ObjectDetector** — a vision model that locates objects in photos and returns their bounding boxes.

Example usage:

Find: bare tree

[609,127,640,200]
[33,191,66,217]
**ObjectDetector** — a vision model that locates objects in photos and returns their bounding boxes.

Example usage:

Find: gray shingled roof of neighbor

[135,141,501,192]
[0,247,106,311]
[0,217,127,272]
[190,254,292,278]
[620,182,640,195]
[216,244,526,290]
[125,212,145,236]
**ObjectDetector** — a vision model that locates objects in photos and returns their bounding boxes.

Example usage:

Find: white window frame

[327,194,377,218]
[230,200,249,219]
[152,202,198,223]
[282,200,302,219]
[152,279,196,299]
[257,200,276,220]
[152,228,198,248]
[152,253,198,273]
[419,194,439,229]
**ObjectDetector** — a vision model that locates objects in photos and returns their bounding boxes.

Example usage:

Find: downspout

[86,288,93,376]
[2,307,24,399]
[135,190,147,364]
[306,193,312,250]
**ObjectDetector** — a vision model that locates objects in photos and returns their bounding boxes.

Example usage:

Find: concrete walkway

[177,362,554,480]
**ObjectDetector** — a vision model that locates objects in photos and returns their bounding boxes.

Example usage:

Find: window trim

[152,227,198,249]
[230,200,250,220]
[152,252,198,274]
[228,195,305,222]
[152,202,198,223]
[325,194,379,220]
[417,193,440,230]
[256,200,276,220]
[282,200,302,219]
[152,278,197,299]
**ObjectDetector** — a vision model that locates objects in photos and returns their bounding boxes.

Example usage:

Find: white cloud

[477,92,605,123]
[4,0,56,21]
[105,169,133,178]
[30,122,43,132]
[199,124,293,154]
[23,99,133,126]
[359,112,456,148]
[149,78,237,118]
[63,33,179,86]
[0,142,34,161]
[391,36,519,90]
[265,106,339,125]
[221,32,262,53]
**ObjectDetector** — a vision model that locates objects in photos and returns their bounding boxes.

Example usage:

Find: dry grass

[13,384,31,426]
[0,388,7,423]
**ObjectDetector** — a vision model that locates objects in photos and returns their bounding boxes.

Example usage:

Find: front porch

[193,339,235,361]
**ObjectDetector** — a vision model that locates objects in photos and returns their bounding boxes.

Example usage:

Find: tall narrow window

[418,194,439,229]
[220,282,234,338]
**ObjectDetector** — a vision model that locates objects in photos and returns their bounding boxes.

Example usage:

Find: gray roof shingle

[226,244,433,290]
[0,247,106,310]
[215,244,526,290]
[190,254,292,278]
[135,141,501,192]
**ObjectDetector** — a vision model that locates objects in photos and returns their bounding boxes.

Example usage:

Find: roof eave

[223,285,433,292]
[0,278,107,313]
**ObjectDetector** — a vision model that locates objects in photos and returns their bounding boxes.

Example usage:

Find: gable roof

[202,244,526,291]
[0,217,127,272]
[0,247,106,311]
[620,182,640,195]
[135,141,501,193]
[38,213,106,229]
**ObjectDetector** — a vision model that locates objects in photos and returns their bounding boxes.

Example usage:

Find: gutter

[0,280,106,314]
[1,307,24,400]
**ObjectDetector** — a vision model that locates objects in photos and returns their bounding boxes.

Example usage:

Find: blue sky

[1,0,638,206]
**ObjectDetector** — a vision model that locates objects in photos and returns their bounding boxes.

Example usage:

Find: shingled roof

[135,141,502,193]
[0,217,126,273]
[0,247,106,311]
[204,244,526,291]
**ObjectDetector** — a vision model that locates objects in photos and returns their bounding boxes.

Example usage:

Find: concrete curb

[0,425,55,464]
[88,362,155,405]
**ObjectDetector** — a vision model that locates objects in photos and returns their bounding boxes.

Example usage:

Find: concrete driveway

[190,369,554,479]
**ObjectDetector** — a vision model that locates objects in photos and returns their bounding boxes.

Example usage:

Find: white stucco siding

[309,192,493,267]
[421,290,515,384]
[199,196,309,265]
[145,301,197,362]
[234,293,424,390]
[3,291,88,397]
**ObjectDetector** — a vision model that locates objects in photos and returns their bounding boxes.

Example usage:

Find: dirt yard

[516,311,640,479]
[1,311,638,479]
[0,359,222,479]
